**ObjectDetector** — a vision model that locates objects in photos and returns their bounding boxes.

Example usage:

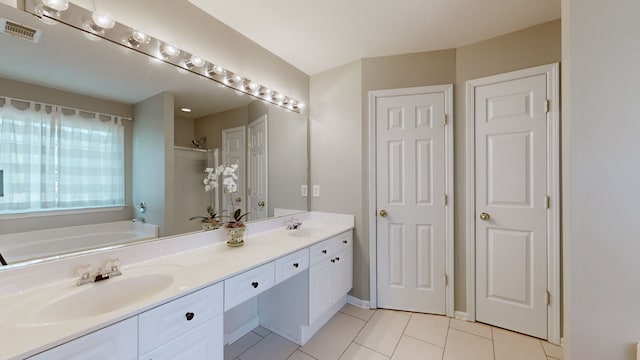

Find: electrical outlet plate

[301,185,308,197]
[312,185,320,197]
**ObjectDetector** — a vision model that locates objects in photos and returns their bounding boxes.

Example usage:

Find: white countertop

[0,211,354,359]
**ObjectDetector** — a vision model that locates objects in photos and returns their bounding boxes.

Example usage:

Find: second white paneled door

[374,85,452,315]
[468,63,560,341]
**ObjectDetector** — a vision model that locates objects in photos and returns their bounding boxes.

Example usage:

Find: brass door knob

[258,201,265,207]
[379,209,388,217]
[479,212,490,221]
[235,197,242,203]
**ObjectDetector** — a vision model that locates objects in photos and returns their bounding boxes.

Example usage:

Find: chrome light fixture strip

[23,0,303,113]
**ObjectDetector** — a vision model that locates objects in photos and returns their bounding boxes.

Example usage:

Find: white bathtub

[0,221,158,265]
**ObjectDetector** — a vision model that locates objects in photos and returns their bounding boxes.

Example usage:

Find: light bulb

[207,65,224,76]
[91,11,115,30]
[160,43,180,58]
[185,55,206,69]
[42,0,69,11]
[259,87,271,96]
[125,31,150,47]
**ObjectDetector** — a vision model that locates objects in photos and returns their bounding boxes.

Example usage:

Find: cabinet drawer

[138,282,223,355]
[275,248,309,284]
[309,238,336,266]
[334,230,353,250]
[139,315,223,360]
[225,262,275,311]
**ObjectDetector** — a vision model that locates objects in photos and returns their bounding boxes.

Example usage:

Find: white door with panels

[248,115,268,221]
[222,126,246,217]
[468,64,560,341]
[373,86,453,315]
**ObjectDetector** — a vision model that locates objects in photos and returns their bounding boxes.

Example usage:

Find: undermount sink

[286,227,326,238]
[34,273,174,323]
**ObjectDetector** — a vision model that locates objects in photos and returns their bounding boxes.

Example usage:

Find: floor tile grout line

[448,326,496,342]
[295,348,319,360]
[402,333,446,350]
[491,326,497,360]
[440,316,451,360]
[338,309,376,323]
[385,311,413,359]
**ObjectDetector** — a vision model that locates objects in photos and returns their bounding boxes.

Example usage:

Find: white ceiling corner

[188,0,560,75]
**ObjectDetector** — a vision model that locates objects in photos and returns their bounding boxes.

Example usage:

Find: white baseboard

[454,311,468,321]
[347,295,371,309]
[224,317,260,345]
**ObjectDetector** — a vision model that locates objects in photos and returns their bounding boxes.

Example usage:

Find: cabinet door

[28,317,137,360]
[334,247,353,301]
[308,259,334,324]
[139,315,222,360]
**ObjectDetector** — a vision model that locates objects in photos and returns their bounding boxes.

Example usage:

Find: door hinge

[444,274,448,286]
[443,114,448,126]
[545,290,551,305]
[544,99,550,113]
[545,196,550,209]
[443,194,448,206]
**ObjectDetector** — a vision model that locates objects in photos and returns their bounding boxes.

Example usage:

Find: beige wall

[0,77,134,235]
[309,60,364,297]
[567,0,640,357]
[132,92,174,236]
[310,20,560,309]
[174,116,195,148]
[194,107,249,150]
[267,106,308,216]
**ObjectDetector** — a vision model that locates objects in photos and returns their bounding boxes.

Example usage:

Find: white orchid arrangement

[190,164,248,227]
[189,165,225,223]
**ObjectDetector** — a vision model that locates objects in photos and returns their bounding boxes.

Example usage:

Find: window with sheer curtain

[0,97,125,214]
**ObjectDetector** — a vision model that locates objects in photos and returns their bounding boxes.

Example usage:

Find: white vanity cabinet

[309,231,353,324]
[28,317,138,360]
[259,230,353,344]
[28,283,224,360]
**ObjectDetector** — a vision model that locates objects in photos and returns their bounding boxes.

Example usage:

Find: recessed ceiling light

[180,107,192,113]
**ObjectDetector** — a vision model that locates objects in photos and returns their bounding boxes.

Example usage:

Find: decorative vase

[201,221,220,231]
[225,224,245,247]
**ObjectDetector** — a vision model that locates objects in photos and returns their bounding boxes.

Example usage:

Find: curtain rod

[0,95,133,122]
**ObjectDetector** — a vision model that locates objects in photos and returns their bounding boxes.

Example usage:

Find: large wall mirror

[0,3,308,268]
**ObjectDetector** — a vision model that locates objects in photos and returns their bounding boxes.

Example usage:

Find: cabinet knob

[331,259,336,263]
[335,257,340,261]
[185,312,195,321]
[252,281,259,288]
[293,262,299,268]
[343,240,348,244]
[322,250,327,254]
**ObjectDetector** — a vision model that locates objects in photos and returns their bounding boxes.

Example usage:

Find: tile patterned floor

[225,304,563,360]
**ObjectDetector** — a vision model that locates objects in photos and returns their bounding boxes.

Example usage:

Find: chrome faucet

[286,218,302,230]
[132,217,145,223]
[76,259,123,286]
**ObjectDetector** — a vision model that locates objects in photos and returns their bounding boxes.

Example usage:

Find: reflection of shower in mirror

[191,136,207,149]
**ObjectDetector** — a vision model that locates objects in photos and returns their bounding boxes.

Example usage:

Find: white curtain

[0,97,125,213]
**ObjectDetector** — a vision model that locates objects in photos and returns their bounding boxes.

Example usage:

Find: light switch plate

[312,185,320,197]
[301,185,308,197]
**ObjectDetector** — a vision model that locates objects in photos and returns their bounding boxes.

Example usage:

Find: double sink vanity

[0,212,354,359]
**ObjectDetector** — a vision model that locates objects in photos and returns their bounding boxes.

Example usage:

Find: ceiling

[188,0,560,75]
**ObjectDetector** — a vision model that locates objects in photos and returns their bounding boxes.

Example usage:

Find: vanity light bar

[23,0,302,113]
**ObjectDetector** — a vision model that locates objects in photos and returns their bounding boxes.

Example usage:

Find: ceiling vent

[0,18,41,43]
